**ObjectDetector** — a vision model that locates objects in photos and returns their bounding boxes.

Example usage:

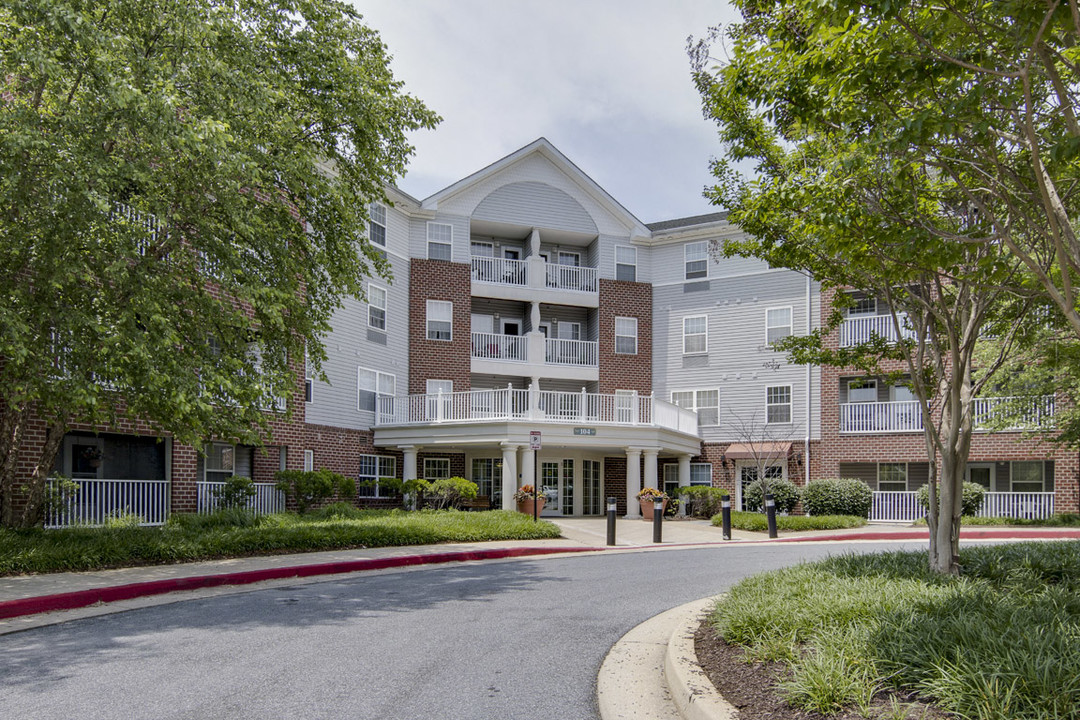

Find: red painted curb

[0,546,598,621]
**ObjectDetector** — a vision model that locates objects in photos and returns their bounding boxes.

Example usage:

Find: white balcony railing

[840,314,915,347]
[973,396,1055,430]
[869,490,1055,521]
[471,256,528,286]
[840,400,924,433]
[841,396,1055,434]
[545,338,598,366]
[45,478,170,527]
[869,490,924,522]
[196,481,286,515]
[545,263,597,292]
[376,386,698,434]
[471,332,527,362]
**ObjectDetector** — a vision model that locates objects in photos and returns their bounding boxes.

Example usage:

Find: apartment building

[30,138,1077,524]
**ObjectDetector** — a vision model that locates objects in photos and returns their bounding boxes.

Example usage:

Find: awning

[723,442,792,460]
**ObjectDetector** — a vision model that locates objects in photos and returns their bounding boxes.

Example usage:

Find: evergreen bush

[801,478,873,517]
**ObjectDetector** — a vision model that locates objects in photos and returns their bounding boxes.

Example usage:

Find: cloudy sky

[354,1,742,224]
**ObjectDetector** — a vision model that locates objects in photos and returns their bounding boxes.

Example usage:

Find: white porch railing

[45,478,170,527]
[868,490,1056,521]
[979,492,1055,519]
[471,332,527,362]
[471,256,528,286]
[840,400,923,433]
[973,396,1055,430]
[840,314,915,347]
[376,386,699,434]
[196,481,286,515]
[545,338,598,366]
[545,263,598,292]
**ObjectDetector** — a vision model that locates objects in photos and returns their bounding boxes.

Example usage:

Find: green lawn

[707,542,1080,719]
[913,513,1080,527]
[0,507,562,575]
[715,510,867,532]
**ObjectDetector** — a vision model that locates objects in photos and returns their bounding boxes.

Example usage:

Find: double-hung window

[615,245,637,282]
[671,390,719,426]
[427,222,453,260]
[368,284,387,330]
[878,463,907,491]
[424,458,451,480]
[358,368,395,412]
[685,241,708,279]
[615,317,638,354]
[1011,461,1046,492]
[765,307,793,346]
[683,315,708,354]
[427,300,453,341]
[766,385,792,424]
[358,455,397,497]
[369,204,386,249]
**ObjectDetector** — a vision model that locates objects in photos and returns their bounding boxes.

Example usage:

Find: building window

[1011,461,1045,492]
[615,317,638,354]
[878,463,907,491]
[203,442,235,483]
[685,241,708,279]
[849,295,877,316]
[358,455,397,497]
[427,222,453,260]
[615,245,637,282]
[368,284,387,330]
[471,458,502,500]
[427,300,453,341]
[369,203,386,248]
[690,463,712,485]
[303,449,314,472]
[357,367,395,412]
[847,378,878,403]
[766,307,793,346]
[671,389,719,426]
[766,385,792,424]
[304,352,313,403]
[424,458,451,480]
[683,315,708,354]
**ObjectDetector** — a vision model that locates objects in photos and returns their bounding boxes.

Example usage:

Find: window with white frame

[683,315,708,354]
[671,389,719,426]
[203,442,234,483]
[878,463,907,491]
[766,385,792,424]
[471,458,502,499]
[847,378,878,403]
[766,307,793,346]
[615,245,637,282]
[368,284,387,331]
[848,295,877,316]
[662,462,713,498]
[427,300,453,341]
[427,222,453,260]
[304,351,313,403]
[357,367,395,412]
[424,457,451,480]
[369,204,386,248]
[357,455,397,497]
[615,317,638,354]
[685,241,708,279]
[303,449,314,472]
[690,463,713,485]
[1011,461,1045,492]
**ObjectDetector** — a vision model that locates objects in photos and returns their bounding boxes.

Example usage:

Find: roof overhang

[723,442,792,460]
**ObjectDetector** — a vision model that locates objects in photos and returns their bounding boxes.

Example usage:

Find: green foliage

[709,542,1080,718]
[742,478,799,513]
[42,475,79,518]
[801,478,873,518]
[419,477,478,510]
[211,475,257,509]
[916,482,985,517]
[275,469,355,514]
[721,511,866,532]
[309,502,364,521]
[100,510,144,529]
[0,510,560,575]
[679,486,729,518]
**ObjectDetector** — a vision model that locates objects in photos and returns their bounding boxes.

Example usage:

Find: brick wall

[597,279,652,394]
[604,456,628,515]
[408,258,472,394]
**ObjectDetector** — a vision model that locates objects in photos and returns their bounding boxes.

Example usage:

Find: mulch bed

[693,621,951,719]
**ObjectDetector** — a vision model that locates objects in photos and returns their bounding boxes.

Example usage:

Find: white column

[520,445,536,494]
[625,447,642,518]
[529,227,541,255]
[400,446,418,511]
[678,453,692,517]
[501,443,518,511]
[643,447,659,492]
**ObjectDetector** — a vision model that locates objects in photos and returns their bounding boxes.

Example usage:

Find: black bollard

[720,494,731,540]
[653,501,663,543]
[606,497,617,546]
[765,492,778,538]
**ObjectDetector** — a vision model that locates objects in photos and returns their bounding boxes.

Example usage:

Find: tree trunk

[0,405,29,528]
[17,421,67,529]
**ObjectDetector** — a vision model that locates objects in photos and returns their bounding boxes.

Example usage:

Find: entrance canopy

[724,442,792,460]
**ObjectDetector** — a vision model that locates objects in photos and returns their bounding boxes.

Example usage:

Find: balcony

[840,396,1055,434]
[471,332,527,362]
[376,387,698,434]
[544,262,597,293]
[544,337,598,367]
[840,314,916,347]
[470,255,599,305]
[470,256,528,286]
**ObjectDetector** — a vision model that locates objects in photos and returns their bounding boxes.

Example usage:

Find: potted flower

[514,484,545,515]
[636,487,668,520]
[80,446,103,469]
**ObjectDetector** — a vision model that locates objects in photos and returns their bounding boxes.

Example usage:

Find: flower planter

[639,498,668,520]
[516,498,545,516]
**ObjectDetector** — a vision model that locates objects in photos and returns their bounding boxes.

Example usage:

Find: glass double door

[536,458,602,516]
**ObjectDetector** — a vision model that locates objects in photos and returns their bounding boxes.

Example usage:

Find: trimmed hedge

[679,486,729,518]
[801,477,873,518]
[720,511,867,532]
[916,481,985,517]
[742,478,800,513]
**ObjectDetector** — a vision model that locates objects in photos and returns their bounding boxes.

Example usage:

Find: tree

[0,0,438,527]
[690,1,1037,573]
[722,409,800,512]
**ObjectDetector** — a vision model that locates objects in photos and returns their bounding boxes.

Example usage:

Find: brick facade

[408,258,472,394]
[597,279,652,394]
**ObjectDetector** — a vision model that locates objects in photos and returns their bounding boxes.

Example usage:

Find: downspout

[805,274,812,481]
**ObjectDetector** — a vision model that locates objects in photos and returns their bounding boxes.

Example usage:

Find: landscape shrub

[742,478,800,513]
[680,486,728,518]
[310,502,364,520]
[211,475,257,509]
[419,476,478,510]
[916,481,985,517]
[275,469,357,514]
[166,508,263,530]
[801,478,873,517]
[721,511,866,532]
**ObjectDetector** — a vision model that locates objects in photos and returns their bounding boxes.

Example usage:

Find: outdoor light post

[765,492,778,538]
[720,494,731,540]
[652,501,663,543]
[606,497,617,546]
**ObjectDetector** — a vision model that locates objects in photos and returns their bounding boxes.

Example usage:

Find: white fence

[545,263,597,292]
[196,481,286,515]
[840,400,923,433]
[869,490,1056,522]
[842,396,1055,434]
[973,396,1055,430]
[840,314,915,347]
[45,478,170,527]
[471,332,527,362]
[471,256,528,286]
[545,338,598,366]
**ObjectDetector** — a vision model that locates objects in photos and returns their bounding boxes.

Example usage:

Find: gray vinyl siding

[471,299,529,329]
[410,212,471,262]
[540,305,593,339]
[597,234,649,283]
[649,237,773,287]
[838,463,877,488]
[472,181,598,235]
[652,266,820,442]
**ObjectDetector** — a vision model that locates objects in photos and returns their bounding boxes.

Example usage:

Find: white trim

[684,241,708,280]
[765,306,793,347]
[357,367,396,413]
[847,378,878,403]
[682,315,708,355]
[1010,460,1046,492]
[303,449,314,472]
[615,316,638,355]
[765,384,793,424]
[424,457,452,480]
[426,300,453,341]
[368,203,387,248]
[426,222,453,261]
[367,283,387,331]
[877,461,907,492]
[615,245,637,282]
[670,389,719,426]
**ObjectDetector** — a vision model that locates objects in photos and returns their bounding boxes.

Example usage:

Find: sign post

[529,431,541,522]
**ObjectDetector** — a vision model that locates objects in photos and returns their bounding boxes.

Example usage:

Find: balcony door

[63,435,105,480]
[966,463,995,491]
[539,458,576,516]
